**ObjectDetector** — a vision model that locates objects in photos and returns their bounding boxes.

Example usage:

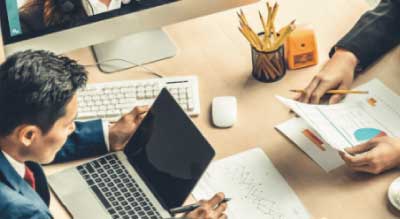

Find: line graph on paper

[192,148,309,219]
[221,163,284,219]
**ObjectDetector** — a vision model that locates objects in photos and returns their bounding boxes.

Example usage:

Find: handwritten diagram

[193,148,309,219]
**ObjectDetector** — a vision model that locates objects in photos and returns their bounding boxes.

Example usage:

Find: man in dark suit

[296,0,400,174]
[0,50,227,219]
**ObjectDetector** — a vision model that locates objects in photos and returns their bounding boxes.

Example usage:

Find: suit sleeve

[52,120,108,163]
[0,184,52,219]
[330,0,400,69]
[0,204,51,219]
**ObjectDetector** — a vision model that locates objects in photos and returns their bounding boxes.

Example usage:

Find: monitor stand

[92,28,176,73]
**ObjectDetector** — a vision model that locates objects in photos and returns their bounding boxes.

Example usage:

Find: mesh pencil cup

[251,45,286,83]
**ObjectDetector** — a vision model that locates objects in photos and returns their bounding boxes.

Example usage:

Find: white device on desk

[77,75,200,121]
[211,96,237,128]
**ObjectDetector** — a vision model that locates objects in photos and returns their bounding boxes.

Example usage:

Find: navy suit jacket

[0,120,108,219]
[331,0,400,69]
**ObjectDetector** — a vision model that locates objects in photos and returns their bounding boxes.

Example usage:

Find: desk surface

[4,0,400,218]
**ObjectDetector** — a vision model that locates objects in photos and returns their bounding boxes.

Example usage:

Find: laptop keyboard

[77,154,162,219]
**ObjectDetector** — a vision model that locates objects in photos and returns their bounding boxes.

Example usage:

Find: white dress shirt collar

[2,150,25,178]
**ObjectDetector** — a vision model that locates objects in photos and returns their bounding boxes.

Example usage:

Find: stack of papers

[192,148,309,219]
[276,79,400,171]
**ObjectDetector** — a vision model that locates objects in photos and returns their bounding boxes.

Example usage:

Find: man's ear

[17,125,41,147]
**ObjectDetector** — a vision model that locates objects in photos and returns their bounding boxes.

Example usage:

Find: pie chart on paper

[354,128,387,142]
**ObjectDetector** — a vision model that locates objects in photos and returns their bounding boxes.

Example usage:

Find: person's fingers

[198,200,206,204]
[329,94,345,105]
[339,152,370,167]
[214,203,228,217]
[218,214,228,219]
[328,84,350,104]
[310,80,334,104]
[300,76,321,103]
[340,151,372,165]
[351,165,375,174]
[208,192,225,208]
[131,105,149,116]
[294,92,303,101]
[345,141,376,155]
[136,112,147,122]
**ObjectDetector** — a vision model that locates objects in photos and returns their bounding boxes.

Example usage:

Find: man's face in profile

[26,94,78,164]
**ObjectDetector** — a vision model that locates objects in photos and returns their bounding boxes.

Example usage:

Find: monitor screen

[0,0,177,45]
[124,88,215,209]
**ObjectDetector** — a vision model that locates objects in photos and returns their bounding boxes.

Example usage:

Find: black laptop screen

[124,89,215,209]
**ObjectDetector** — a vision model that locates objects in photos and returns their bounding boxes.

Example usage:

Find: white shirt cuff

[101,120,111,151]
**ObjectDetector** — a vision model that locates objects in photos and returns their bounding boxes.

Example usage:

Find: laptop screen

[124,88,215,209]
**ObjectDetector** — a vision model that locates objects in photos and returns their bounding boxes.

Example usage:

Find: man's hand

[339,136,400,174]
[296,49,358,104]
[185,193,227,219]
[109,106,149,151]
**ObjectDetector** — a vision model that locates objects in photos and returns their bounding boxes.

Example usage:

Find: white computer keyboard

[77,76,200,121]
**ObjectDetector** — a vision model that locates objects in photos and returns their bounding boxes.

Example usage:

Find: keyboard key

[87,179,94,185]
[78,154,162,218]
[91,185,111,209]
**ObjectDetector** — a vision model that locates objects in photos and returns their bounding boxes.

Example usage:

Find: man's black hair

[0,50,87,136]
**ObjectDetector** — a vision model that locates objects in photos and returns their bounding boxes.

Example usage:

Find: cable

[80,3,164,78]
[83,58,164,78]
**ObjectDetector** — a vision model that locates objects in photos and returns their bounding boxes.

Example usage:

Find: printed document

[276,79,400,152]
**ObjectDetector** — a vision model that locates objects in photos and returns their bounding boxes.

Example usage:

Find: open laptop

[48,88,215,219]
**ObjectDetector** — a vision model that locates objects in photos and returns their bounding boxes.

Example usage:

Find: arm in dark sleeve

[52,120,108,163]
[330,0,400,69]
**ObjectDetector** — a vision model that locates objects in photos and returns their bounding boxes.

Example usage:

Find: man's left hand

[339,136,400,174]
[109,106,149,151]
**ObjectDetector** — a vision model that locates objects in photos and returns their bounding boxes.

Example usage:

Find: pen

[290,89,369,95]
[170,198,231,215]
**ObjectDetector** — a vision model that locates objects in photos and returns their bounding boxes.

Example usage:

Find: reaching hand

[185,193,228,219]
[339,136,400,174]
[295,49,358,104]
[108,106,149,151]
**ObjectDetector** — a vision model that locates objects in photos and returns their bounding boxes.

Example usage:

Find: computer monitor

[0,0,258,72]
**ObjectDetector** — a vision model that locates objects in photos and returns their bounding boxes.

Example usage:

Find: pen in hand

[170,198,231,215]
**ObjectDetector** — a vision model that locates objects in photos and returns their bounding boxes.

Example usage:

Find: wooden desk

[5,0,400,218]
